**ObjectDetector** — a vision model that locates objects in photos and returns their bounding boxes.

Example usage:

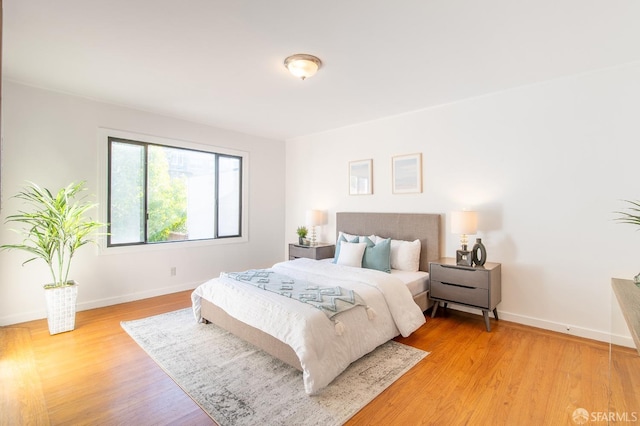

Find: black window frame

[107,136,243,247]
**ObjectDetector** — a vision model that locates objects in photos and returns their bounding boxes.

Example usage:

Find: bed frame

[200,212,442,371]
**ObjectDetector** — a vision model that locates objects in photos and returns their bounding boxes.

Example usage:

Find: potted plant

[296,226,308,245]
[1,181,105,334]
[614,199,640,285]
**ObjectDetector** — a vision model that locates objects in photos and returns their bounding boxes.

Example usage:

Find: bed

[191,212,441,394]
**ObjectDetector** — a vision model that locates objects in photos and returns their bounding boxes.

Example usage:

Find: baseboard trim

[76,281,201,312]
[0,281,201,326]
[441,305,635,349]
[3,287,636,350]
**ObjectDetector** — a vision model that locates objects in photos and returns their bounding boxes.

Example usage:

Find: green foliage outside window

[108,136,239,246]
[147,146,188,242]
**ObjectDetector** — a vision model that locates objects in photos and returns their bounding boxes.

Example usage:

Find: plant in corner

[296,226,308,245]
[614,199,640,285]
[1,181,106,334]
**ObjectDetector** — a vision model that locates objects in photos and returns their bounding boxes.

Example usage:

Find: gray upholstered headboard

[335,212,442,272]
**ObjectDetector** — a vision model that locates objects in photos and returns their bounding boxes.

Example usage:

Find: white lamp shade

[451,211,478,235]
[306,210,327,226]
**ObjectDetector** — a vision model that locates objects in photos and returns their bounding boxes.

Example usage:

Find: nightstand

[429,257,502,331]
[288,243,335,261]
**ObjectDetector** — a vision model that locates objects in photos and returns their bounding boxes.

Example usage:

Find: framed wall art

[392,153,422,194]
[349,159,373,195]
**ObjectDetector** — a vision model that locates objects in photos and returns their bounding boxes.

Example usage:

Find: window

[107,137,242,247]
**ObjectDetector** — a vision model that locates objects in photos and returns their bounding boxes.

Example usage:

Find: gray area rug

[121,308,428,426]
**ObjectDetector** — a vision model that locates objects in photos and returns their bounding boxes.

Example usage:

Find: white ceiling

[4,1,640,141]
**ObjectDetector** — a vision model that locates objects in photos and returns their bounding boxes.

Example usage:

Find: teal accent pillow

[362,237,391,273]
[333,234,360,263]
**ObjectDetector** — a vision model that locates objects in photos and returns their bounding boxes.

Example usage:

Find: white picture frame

[349,159,373,195]
[392,153,422,194]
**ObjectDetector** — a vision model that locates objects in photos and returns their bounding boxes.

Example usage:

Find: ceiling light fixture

[284,54,322,80]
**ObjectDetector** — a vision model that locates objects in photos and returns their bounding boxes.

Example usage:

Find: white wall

[0,81,286,325]
[286,62,640,345]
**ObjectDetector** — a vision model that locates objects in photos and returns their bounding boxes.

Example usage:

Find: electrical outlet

[170,267,177,276]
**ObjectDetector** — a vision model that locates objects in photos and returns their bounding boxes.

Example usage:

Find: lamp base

[310,226,317,246]
[456,250,473,266]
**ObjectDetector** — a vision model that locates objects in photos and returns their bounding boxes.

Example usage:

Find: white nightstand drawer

[430,263,489,289]
[430,280,489,308]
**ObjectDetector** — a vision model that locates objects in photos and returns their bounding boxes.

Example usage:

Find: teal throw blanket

[222,269,375,334]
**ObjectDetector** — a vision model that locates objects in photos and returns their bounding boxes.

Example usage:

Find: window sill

[98,235,248,256]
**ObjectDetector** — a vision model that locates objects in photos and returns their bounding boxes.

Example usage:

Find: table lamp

[451,210,477,266]
[306,210,327,246]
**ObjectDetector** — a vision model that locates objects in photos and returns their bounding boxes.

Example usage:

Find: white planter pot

[44,282,78,335]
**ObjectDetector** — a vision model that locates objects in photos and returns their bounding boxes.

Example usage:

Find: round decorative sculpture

[472,238,487,266]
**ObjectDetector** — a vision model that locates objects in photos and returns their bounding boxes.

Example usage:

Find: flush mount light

[284,54,322,80]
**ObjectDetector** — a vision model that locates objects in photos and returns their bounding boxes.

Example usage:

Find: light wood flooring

[1,291,638,425]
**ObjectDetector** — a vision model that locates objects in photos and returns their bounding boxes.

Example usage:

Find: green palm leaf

[614,200,640,230]
[1,181,106,287]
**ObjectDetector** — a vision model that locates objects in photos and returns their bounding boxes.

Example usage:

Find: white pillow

[384,238,421,272]
[338,231,357,242]
[338,232,376,243]
[336,242,367,268]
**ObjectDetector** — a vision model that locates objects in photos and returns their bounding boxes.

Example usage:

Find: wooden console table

[612,278,640,356]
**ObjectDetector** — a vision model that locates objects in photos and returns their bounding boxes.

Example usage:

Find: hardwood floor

[1,291,213,426]
[1,291,638,425]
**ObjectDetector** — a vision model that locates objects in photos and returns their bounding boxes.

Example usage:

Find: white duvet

[191,258,426,394]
